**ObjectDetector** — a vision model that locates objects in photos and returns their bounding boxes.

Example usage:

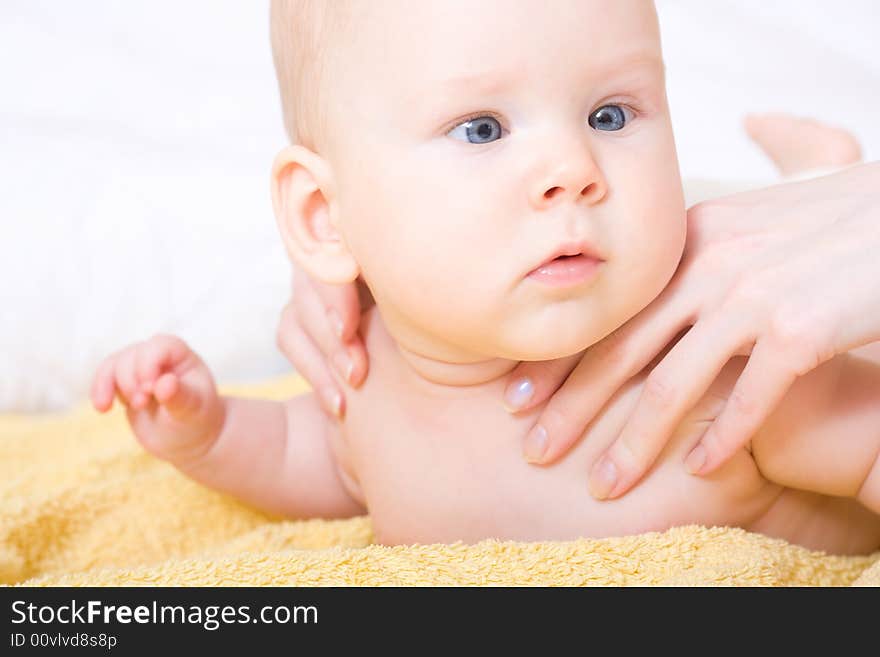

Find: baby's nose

[541,181,604,203]
[528,151,607,209]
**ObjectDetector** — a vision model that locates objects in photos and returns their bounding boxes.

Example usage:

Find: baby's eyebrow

[437,52,664,93]
[601,53,665,81]
[438,70,514,95]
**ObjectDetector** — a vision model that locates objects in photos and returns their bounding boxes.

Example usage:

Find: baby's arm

[750,346,880,513]
[91,335,366,519]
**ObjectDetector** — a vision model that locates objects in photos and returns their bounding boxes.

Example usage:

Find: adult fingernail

[324,389,343,419]
[685,444,707,475]
[523,424,547,463]
[503,377,534,412]
[333,351,354,384]
[328,309,344,339]
[589,457,618,500]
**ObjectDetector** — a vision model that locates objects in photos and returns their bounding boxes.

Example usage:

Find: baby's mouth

[526,240,605,288]
[527,254,603,287]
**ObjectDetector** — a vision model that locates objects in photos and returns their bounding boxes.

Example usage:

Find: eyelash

[446,102,643,140]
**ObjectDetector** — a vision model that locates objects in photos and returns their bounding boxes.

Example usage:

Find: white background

[1,1,878,411]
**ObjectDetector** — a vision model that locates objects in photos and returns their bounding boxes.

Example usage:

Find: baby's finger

[279,317,344,419]
[114,347,144,408]
[687,340,796,475]
[91,357,119,412]
[134,342,161,396]
[588,316,748,500]
[134,334,191,395]
[153,372,201,420]
[295,277,366,388]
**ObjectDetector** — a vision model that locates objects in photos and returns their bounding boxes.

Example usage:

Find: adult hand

[276,264,372,418]
[504,162,880,499]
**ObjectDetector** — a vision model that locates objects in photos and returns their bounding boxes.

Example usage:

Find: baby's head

[270,0,686,364]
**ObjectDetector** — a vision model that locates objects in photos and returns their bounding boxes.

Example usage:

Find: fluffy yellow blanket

[3,374,879,586]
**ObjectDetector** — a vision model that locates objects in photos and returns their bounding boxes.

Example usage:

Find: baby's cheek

[360,235,490,332]
[655,212,688,285]
[639,189,686,262]
[607,211,685,322]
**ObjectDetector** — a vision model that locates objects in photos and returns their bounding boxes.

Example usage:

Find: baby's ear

[271,145,359,284]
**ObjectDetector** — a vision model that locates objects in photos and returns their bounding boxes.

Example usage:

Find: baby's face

[326,0,686,362]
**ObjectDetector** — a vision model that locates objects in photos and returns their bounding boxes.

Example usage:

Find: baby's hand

[90,334,226,464]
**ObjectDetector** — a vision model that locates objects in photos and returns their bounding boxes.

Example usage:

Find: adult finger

[277,297,303,365]
[588,315,749,500]
[291,272,368,387]
[503,354,581,414]
[520,288,695,464]
[277,314,344,419]
[308,275,363,343]
[686,339,797,475]
[294,277,367,387]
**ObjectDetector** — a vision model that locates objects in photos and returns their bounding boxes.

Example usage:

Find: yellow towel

[2,374,879,587]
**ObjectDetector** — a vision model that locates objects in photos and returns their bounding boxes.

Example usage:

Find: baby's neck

[396,344,518,387]
[363,306,518,391]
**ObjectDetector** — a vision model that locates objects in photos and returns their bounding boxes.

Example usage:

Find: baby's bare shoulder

[750,352,880,508]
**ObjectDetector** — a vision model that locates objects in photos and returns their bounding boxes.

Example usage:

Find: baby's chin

[490,315,620,362]
[490,271,675,361]
[502,340,596,362]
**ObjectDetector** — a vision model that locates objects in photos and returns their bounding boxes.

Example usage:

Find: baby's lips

[525,238,604,278]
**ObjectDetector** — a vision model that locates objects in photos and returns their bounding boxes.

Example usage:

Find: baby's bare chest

[332,361,779,545]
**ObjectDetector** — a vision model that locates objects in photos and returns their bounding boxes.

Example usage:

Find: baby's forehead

[346,0,660,86]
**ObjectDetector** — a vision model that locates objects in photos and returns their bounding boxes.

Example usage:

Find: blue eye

[447,116,503,144]
[588,105,629,131]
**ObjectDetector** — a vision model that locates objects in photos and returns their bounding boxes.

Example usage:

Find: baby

[91,0,880,554]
